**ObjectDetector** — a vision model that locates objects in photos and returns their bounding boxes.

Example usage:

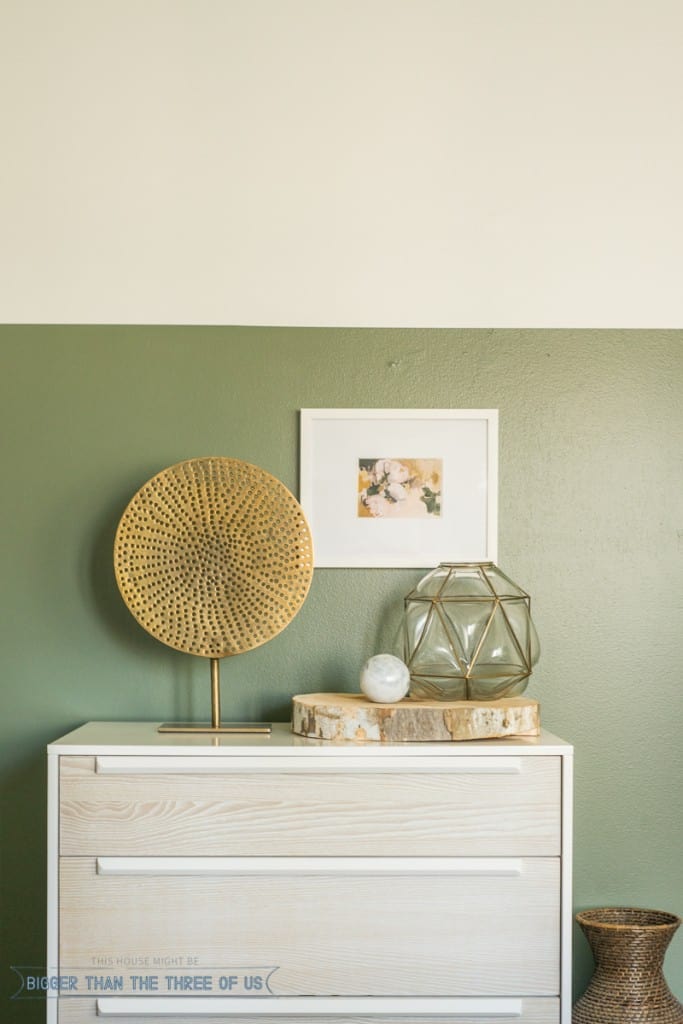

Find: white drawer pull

[95,995,524,1017]
[95,755,522,776]
[96,856,523,877]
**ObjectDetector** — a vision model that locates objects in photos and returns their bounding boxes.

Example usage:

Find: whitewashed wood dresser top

[47,722,573,1024]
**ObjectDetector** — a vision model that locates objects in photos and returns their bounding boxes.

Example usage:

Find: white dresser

[47,722,573,1024]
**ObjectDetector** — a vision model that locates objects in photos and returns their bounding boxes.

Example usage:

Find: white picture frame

[300,409,498,568]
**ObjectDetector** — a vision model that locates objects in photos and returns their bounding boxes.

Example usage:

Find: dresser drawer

[57,996,561,1023]
[59,754,561,856]
[59,856,560,996]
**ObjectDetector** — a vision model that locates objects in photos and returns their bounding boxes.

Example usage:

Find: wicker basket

[573,907,683,1023]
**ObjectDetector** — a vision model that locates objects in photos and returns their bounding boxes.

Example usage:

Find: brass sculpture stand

[159,658,271,735]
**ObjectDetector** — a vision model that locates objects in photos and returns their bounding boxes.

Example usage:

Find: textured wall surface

[1,329,682,1019]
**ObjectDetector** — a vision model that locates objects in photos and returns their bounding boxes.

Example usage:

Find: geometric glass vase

[404,562,540,701]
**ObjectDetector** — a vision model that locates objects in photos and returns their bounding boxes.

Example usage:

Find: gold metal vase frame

[114,456,314,733]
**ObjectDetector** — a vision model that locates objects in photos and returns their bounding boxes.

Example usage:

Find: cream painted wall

[1,0,682,326]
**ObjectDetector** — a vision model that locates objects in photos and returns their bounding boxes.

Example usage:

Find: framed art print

[300,409,498,568]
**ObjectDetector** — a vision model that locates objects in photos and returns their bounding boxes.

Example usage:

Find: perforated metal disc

[114,457,314,658]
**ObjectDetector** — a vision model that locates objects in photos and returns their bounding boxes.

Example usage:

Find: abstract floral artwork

[300,409,497,567]
[358,458,442,518]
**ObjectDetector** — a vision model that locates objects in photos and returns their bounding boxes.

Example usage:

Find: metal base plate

[158,722,272,735]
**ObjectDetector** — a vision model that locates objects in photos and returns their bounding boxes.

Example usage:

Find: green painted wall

[1,328,682,1017]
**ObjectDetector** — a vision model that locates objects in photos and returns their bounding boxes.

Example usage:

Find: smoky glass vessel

[404,562,540,701]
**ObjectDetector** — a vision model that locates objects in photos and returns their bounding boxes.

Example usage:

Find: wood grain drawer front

[57,996,560,1023]
[59,755,561,856]
[59,857,560,996]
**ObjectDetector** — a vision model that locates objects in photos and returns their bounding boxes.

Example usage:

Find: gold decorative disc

[114,457,314,658]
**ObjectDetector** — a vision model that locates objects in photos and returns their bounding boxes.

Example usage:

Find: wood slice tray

[292,692,540,743]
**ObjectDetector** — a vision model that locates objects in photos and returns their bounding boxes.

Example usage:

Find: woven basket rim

[576,906,681,931]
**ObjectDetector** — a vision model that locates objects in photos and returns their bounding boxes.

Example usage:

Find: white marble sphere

[360,654,410,703]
